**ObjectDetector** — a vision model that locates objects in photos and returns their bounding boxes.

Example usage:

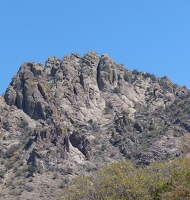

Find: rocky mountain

[0,51,190,199]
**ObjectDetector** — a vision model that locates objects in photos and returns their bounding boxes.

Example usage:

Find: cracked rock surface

[0,51,190,199]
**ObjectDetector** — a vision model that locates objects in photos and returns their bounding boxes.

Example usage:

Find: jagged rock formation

[0,51,190,199]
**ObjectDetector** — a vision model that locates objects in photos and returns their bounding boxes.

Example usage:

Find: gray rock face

[3,52,190,164]
[1,51,190,199]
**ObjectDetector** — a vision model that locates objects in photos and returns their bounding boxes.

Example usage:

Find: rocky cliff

[0,51,190,199]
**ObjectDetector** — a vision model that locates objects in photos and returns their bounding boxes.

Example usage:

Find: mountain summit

[0,51,190,199]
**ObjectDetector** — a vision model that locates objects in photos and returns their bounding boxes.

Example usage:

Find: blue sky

[1,1,190,94]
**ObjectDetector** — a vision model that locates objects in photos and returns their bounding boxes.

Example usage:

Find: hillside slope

[0,51,190,199]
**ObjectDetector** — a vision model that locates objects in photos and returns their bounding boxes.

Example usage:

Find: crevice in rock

[79,74,84,88]
[64,137,70,152]
[69,131,90,157]
[112,70,116,85]
[38,83,47,101]
[73,87,77,95]
[40,131,46,140]
[27,150,40,166]
[97,62,103,91]
[25,138,34,150]
[51,138,57,146]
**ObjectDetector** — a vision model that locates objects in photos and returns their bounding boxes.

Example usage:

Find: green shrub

[148,124,155,131]
[132,69,139,75]
[5,159,15,170]
[52,172,58,179]
[5,146,19,158]
[104,101,113,113]
[106,101,113,109]
[186,107,190,114]
[0,172,4,179]
[25,165,37,176]
[59,158,190,200]
[143,73,156,82]
[112,87,120,94]
[124,72,132,83]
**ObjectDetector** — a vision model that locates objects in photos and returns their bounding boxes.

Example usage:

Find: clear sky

[1,1,190,94]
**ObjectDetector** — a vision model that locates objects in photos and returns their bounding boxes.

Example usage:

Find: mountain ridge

[0,51,190,199]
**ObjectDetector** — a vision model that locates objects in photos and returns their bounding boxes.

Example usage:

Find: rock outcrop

[0,51,190,199]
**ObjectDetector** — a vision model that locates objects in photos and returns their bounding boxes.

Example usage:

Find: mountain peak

[1,52,190,199]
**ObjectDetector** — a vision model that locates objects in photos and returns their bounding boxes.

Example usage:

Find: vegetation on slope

[59,157,190,200]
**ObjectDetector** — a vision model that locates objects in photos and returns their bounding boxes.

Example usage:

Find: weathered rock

[1,51,190,199]
[4,86,16,106]
[134,122,143,133]
[97,54,116,91]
